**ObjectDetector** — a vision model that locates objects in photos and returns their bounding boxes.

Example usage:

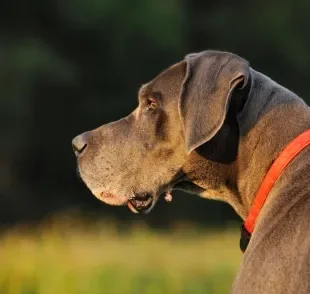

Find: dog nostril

[73,142,87,156]
[72,133,88,156]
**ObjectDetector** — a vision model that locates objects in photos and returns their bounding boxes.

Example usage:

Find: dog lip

[127,201,140,213]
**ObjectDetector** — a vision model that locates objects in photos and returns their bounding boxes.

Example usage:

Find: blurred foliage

[0,217,241,294]
[0,0,309,225]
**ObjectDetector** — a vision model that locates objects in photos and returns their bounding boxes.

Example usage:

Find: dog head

[72,51,250,213]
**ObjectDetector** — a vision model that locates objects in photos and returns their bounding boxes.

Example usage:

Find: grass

[0,216,242,294]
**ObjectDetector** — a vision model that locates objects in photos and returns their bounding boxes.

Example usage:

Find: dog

[72,51,310,293]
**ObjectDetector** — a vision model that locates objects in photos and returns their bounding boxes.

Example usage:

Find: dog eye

[146,98,157,111]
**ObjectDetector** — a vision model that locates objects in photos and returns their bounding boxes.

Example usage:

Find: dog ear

[179,51,250,154]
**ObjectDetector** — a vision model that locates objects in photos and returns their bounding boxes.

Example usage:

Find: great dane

[72,51,310,293]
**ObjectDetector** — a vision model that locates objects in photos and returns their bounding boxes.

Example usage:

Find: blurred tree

[0,0,309,226]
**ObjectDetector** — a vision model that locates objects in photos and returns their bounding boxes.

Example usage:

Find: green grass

[0,216,242,294]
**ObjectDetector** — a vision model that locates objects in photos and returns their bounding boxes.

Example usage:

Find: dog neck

[236,69,310,216]
[181,69,310,220]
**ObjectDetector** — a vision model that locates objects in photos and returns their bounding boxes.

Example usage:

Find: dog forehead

[147,61,187,94]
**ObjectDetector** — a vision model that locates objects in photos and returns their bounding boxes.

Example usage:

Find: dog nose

[72,133,88,156]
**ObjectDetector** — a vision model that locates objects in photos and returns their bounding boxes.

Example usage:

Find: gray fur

[72,50,310,293]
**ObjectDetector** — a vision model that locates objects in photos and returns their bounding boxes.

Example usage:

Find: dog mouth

[96,189,172,214]
[127,194,153,214]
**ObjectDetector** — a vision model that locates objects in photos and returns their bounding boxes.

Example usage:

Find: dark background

[1,0,309,227]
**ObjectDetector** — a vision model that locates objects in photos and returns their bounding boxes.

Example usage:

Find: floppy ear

[179,51,250,154]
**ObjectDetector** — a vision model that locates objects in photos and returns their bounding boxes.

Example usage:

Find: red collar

[240,129,310,252]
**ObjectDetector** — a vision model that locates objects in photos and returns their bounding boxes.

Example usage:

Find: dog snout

[72,132,89,157]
